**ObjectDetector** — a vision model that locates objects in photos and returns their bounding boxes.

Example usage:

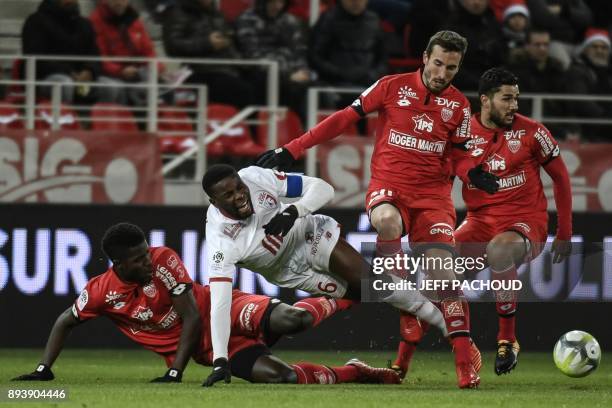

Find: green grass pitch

[0,349,610,408]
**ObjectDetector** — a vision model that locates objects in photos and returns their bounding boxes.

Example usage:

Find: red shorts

[163,290,274,367]
[365,184,457,247]
[455,212,549,261]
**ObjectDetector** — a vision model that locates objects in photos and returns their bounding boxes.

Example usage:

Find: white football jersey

[206,166,311,281]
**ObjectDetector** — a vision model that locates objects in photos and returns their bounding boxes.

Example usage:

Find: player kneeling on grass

[12,223,400,385]
[201,165,469,385]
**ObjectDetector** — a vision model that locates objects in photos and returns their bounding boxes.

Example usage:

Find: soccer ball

[553,330,601,378]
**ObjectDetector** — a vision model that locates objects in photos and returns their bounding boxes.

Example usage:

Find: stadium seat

[91,103,138,132]
[256,109,304,148]
[5,59,24,104]
[35,101,81,130]
[218,0,252,22]
[0,101,23,130]
[157,107,225,156]
[207,103,266,157]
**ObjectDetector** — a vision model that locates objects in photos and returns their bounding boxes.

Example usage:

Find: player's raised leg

[487,230,526,375]
[328,233,447,333]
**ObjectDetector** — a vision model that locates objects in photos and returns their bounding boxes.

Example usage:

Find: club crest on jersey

[143,282,157,298]
[257,191,278,209]
[486,153,506,172]
[305,232,314,244]
[412,113,434,134]
[397,86,418,106]
[441,107,453,122]
[132,306,153,322]
[507,138,521,153]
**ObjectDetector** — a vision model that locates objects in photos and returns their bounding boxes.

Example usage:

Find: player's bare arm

[151,290,202,383]
[11,306,81,381]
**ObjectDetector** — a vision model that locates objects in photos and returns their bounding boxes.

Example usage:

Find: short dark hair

[478,67,519,98]
[425,31,468,59]
[526,27,550,43]
[102,223,146,261]
[202,164,237,197]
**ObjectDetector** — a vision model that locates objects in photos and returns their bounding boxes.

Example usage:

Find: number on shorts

[317,281,337,294]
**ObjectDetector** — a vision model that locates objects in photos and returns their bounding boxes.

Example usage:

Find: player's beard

[490,107,515,128]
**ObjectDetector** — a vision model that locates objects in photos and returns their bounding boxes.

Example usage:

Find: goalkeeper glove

[12,364,54,381]
[255,148,296,170]
[151,368,182,383]
[203,358,231,387]
[263,205,299,237]
[468,164,499,194]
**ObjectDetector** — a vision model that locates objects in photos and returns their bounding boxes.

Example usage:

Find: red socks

[293,297,355,327]
[438,290,471,337]
[492,264,518,342]
[292,362,359,384]
[437,290,471,364]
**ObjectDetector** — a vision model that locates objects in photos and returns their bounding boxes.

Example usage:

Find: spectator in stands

[506,28,569,136]
[90,0,163,106]
[310,0,388,90]
[367,0,414,34]
[584,0,612,34]
[565,28,612,140]
[502,3,531,57]
[22,0,101,103]
[444,0,506,90]
[490,0,527,22]
[236,0,314,122]
[527,0,593,69]
[162,0,255,109]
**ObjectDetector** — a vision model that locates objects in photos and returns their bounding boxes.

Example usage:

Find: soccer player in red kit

[391,67,573,376]
[12,223,400,385]
[256,31,499,388]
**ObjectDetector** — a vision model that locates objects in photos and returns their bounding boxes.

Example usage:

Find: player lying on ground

[255,31,500,388]
[12,223,400,385]
[391,67,572,377]
[201,165,478,385]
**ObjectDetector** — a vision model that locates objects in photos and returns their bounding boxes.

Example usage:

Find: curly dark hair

[201,164,237,197]
[478,67,519,98]
[101,222,146,261]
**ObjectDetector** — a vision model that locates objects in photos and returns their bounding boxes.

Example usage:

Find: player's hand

[263,205,299,237]
[150,368,182,383]
[468,164,499,194]
[551,238,571,263]
[11,364,54,381]
[203,358,231,387]
[255,147,296,170]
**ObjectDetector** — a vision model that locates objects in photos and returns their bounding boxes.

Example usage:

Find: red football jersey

[462,113,560,216]
[355,70,472,204]
[72,246,209,354]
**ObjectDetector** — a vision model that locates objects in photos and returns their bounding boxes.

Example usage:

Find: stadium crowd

[3,0,612,143]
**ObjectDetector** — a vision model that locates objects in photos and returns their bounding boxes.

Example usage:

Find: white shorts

[269,214,347,298]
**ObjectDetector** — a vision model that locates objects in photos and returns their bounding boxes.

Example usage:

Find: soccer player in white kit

[201,164,455,385]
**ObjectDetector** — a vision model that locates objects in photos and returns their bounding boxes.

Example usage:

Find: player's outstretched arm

[151,290,202,383]
[255,106,361,170]
[543,156,573,263]
[12,307,81,381]
[203,278,233,387]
